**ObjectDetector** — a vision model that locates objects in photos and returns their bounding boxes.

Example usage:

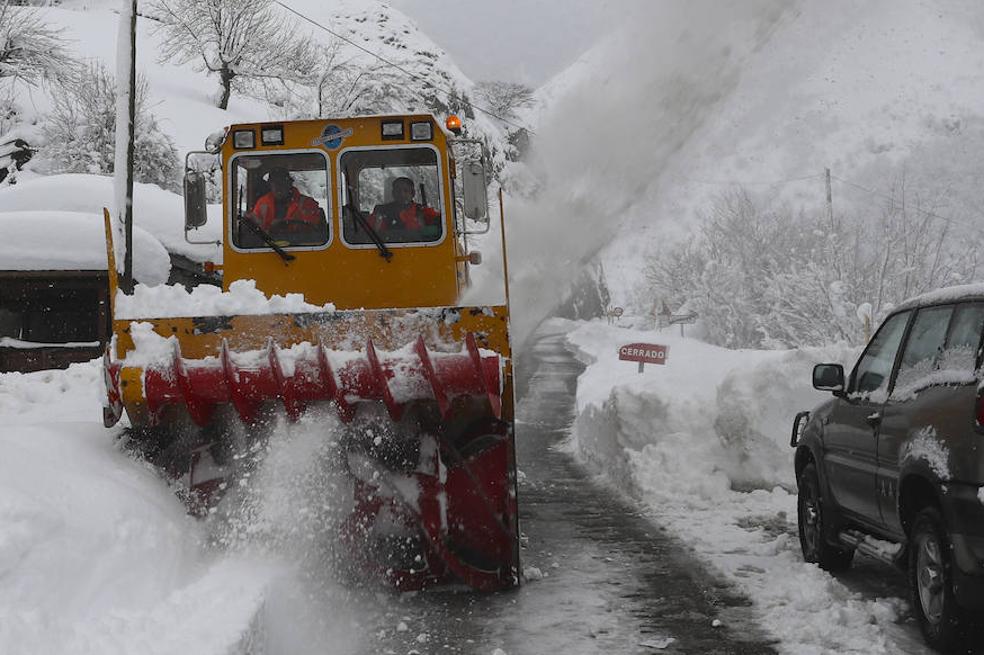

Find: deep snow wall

[566,322,856,498]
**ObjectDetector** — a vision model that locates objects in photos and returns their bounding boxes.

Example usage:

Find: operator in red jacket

[369,177,440,238]
[249,167,324,233]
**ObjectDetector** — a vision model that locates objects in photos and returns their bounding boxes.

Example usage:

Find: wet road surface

[356,324,778,654]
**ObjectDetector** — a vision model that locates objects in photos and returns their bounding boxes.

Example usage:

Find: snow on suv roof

[895,283,984,311]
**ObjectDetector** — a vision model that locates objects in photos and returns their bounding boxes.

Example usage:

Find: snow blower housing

[102,114,519,591]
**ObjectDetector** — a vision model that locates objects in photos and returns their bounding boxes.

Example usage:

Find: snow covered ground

[0,362,374,654]
[0,317,940,655]
[563,318,937,654]
[0,363,264,654]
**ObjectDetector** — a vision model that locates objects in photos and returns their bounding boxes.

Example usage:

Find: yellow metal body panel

[102,208,119,316]
[110,113,508,425]
[219,115,464,310]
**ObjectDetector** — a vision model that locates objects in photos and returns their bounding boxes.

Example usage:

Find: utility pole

[825,167,834,229]
[114,0,137,294]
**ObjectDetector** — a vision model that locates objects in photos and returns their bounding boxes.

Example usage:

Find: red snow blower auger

[102,114,520,591]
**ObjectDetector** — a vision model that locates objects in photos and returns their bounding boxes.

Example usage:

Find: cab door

[823,310,911,525]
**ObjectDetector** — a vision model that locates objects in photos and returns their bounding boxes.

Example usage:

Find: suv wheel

[909,507,964,652]
[797,462,853,571]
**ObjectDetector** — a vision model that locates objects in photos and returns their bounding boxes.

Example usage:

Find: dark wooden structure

[0,271,110,373]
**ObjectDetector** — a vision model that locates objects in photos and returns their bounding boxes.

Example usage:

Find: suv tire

[909,506,964,652]
[797,462,854,571]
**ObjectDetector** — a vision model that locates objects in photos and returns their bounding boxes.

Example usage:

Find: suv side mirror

[462,160,489,221]
[813,364,845,394]
[184,171,208,230]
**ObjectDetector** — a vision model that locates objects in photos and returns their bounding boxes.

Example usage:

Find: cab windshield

[340,147,444,246]
[231,152,330,249]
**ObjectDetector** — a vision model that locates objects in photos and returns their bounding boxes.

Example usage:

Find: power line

[273,0,533,134]
[830,174,974,227]
[675,168,979,228]
[675,172,822,187]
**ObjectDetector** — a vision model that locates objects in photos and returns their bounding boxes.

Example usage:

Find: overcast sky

[389,0,624,86]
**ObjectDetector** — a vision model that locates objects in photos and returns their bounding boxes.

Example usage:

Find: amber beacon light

[446,114,463,135]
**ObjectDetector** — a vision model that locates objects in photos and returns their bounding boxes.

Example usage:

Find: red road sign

[619,343,668,365]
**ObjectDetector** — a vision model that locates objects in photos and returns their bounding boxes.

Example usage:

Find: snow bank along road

[565,319,957,654]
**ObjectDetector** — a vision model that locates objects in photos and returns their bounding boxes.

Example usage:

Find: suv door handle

[866,412,882,428]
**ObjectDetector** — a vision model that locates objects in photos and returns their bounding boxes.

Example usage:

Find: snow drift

[567,320,856,496]
[563,320,915,653]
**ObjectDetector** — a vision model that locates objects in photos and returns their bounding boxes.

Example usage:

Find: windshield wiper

[240,214,295,265]
[346,202,393,262]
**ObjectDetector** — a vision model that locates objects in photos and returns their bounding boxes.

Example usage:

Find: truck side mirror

[184,171,208,230]
[462,160,489,221]
[813,363,845,394]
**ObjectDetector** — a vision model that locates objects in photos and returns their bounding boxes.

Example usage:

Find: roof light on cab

[446,114,462,136]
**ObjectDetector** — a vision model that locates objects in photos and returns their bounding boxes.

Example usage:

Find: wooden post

[122,0,137,294]
[498,186,511,308]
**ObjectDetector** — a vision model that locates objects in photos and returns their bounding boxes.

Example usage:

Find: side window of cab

[850,310,912,398]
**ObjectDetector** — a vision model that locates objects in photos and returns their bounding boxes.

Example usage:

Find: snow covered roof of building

[0,174,222,264]
[0,210,170,285]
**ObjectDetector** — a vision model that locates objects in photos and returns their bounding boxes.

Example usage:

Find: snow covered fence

[566,321,858,499]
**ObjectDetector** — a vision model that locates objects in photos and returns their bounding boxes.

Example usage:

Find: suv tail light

[976,392,984,430]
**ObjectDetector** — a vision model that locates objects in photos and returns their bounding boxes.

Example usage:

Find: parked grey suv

[792,286,984,652]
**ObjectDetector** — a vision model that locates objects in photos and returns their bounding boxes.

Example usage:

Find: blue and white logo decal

[312,124,353,150]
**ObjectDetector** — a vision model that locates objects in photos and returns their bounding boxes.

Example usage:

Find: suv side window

[851,310,911,396]
[894,305,954,392]
[940,302,984,372]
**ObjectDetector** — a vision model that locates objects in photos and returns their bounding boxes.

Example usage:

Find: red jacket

[252,188,322,230]
[370,202,440,232]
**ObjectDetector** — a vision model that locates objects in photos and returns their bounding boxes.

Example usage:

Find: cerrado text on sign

[618,342,668,373]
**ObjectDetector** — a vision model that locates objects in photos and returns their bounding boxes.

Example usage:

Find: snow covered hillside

[525,0,984,314]
[5,0,506,160]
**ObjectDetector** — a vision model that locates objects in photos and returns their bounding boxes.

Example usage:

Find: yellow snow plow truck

[102,114,519,591]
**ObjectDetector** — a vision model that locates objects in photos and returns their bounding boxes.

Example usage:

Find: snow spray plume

[505,0,793,344]
[207,407,366,653]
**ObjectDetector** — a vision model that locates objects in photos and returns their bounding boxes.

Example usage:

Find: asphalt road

[348,323,778,655]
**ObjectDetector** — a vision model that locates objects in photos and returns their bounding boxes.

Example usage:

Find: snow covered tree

[39,61,179,190]
[150,0,318,110]
[300,44,412,118]
[0,0,73,85]
[646,183,984,349]
[475,80,534,122]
